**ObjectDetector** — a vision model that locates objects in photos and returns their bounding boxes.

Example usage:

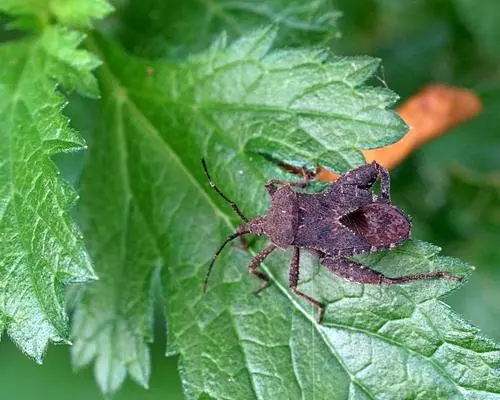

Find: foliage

[1,0,500,399]
[0,2,108,361]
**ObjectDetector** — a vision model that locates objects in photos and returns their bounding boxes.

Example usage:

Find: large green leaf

[0,22,103,360]
[113,0,340,58]
[73,27,500,397]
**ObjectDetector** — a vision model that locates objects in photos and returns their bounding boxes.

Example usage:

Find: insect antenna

[203,230,249,293]
[201,159,248,222]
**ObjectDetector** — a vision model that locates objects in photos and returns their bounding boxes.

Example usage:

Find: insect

[202,159,461,322]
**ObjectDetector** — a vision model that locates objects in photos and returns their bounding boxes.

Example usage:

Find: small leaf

[49,0,113,28]
[0,24,100,360]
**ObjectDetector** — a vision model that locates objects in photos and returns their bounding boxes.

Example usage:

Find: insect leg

[379,271,461,283]
[334,161,391,202]
[265,167,312,195]
[204,229,250,293]
[202,159,248,222]
[321,256,387,283]
[321,256,461,284]
[373,161,391,203]
[335,162,378,187]
[289,247,325,323]
[248,243,277,294]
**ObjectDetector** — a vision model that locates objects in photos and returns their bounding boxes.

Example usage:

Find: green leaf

[391,92,500,343]
[73,26,404,394]
[49,0,113,28]
[0,0,113,28]
[0,24,101,361]
[113,0,340,58]
[73,27,500,397]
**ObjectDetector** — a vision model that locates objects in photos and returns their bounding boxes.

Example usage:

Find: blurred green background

[3,0,500,398]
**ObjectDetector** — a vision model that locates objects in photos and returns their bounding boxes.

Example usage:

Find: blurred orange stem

[316,84,482,182]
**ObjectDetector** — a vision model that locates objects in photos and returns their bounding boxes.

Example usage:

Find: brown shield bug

[202,159,461,322]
